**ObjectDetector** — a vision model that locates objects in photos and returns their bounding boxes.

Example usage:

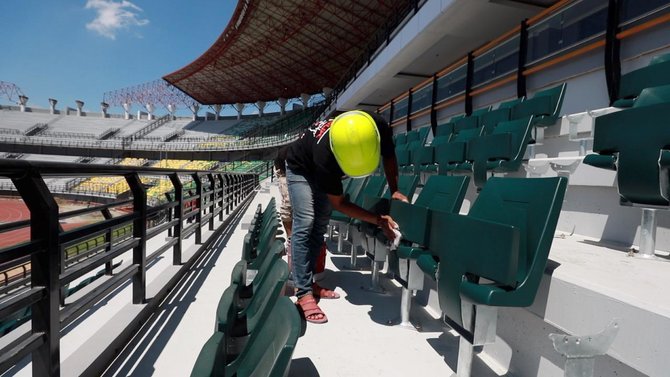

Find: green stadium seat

[466,116,534,188]
[435,128,483,174]
[332,175,386,254]
[429,177,566,377]
[453,106,491,133]
[385,175,469,327]
[615,54,670,108]
[584,84,670,258]
[358,174,420,291]
[511,83,566,128]
[216,254,288,338]
[191,297,300,377]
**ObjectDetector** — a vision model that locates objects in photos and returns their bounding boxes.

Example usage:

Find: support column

[49,98,58,115]
[256,101,266,117]
[145,103,154,121]
[190,103,200,121]
[517,20,529,99]
[75,100,84,116]
[300,93,311,109]
[639,208,658,258]
[167,104,176,120]
[234,103,244,119]
[213,104,222,120]
[169,174,183,265]
[278,97,287,115]
[19,95,28,112]
[12,173,60,377]
[101,102,109,118]
[123,102,132,120]
[125,173,147,304]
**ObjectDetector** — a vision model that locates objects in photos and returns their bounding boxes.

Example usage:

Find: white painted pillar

[123,102,132,120]
[300,93,311,109]
[145,103,154,120]
[101,102,109,118]
[278,97,287,115]
[167,104,176,120]
[256,101,266,117]
[213,104,222,121]
[48,98,58,114]
[75,100,84,116]
[19,95,28,112]
[190,103,200,121]
[235,102,244,120]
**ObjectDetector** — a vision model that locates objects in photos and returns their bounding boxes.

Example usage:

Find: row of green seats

[191,199,301,377]
[354,175,420,290]
[395,83,566,188]
[369,173,566,375]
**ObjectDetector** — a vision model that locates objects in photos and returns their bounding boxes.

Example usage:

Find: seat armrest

[583,154,617,170]
[396,245,430,259]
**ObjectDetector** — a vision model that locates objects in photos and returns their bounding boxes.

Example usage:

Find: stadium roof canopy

[163,0,413,105]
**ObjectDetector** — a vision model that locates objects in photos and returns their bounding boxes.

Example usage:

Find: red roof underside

[163,0,411,105]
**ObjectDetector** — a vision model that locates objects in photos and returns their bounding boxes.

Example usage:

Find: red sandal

[312,283,340,299]
[296,294,328,324]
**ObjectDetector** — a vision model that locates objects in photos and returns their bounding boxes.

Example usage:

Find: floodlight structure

[0,81,25,106]
[103,79,199,119]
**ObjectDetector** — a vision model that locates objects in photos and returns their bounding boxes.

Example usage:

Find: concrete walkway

[98,178,474,376]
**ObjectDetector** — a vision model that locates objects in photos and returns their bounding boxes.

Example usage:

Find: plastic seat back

[391,175,469,245]
[511,83,566,126]
[432,177,567,336]
[468,116,534,188]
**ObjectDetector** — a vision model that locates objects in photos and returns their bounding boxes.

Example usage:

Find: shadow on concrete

[101,203,247,377]
[287,357,320,377]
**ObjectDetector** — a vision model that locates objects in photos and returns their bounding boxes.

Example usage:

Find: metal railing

[0,159,259,376]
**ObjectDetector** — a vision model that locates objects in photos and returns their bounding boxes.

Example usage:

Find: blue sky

[0,0,236,114]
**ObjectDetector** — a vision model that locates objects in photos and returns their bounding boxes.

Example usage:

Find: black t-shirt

[286,111,394,195]
[274,145,290,173]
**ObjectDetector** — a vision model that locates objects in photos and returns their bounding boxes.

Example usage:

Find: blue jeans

[286,166,332,297]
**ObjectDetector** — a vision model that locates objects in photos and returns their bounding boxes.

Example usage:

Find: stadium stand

[3,1,670,376]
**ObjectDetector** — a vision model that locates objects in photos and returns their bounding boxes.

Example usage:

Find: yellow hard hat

[329,110,381,178]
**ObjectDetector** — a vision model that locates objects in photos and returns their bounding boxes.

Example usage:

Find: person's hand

[376,215,399,240]
[391,191,409,203]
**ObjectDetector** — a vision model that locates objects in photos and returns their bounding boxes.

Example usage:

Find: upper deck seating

[427,177,566,376]
[584,84,670,258]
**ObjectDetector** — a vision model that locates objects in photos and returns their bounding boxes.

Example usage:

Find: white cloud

[85,0,149,40]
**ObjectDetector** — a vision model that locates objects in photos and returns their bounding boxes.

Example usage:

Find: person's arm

[382,153,409,203]
[328,194,398,239]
